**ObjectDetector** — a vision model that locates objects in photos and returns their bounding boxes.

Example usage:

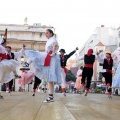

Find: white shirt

[45,37,58,53]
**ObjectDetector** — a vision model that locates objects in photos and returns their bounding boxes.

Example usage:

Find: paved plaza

[0,92,120,120]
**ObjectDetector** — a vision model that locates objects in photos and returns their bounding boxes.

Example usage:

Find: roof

[95,42,105,46]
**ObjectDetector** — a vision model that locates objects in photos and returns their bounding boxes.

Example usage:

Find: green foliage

[95,88,102,93]
[66,70,76,82]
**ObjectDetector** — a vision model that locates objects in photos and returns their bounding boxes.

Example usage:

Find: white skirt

[112,63,120,88]
[0,59,20,83]
[25,50,62,83]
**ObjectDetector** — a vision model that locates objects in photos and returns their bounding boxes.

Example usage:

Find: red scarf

[107,54,112,65]
[62,55,64,60]
[87,49,93,56]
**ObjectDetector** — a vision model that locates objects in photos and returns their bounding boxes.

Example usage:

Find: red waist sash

[0,53,8,60]
[62,66,68,74]
[84,64,93,68]
[44,51,52,66]
[79,74,82,77]
[106,69,112,74]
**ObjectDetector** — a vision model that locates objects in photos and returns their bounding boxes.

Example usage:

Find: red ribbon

[84,64,93,68]
[106,69,112,74]
[79,74,82,77]
[0,53,8,60]
[62,66,68,74]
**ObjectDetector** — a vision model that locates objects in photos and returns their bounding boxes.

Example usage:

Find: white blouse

[45,37,58,53]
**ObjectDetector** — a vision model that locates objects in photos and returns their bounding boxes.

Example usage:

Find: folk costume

[6,47,25,95]
[21,36,62,102]
[76,49,95,96]
[32,76,41,96]
[59,49,77,96]
[97,51,113,98]
[0,38,20,98]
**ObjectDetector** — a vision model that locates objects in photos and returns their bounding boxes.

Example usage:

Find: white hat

[0,38,4,44]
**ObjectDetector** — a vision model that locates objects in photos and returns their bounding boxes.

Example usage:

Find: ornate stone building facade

[0,23,55,51]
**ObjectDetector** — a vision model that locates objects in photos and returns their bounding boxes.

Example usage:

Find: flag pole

[4,28,7,40]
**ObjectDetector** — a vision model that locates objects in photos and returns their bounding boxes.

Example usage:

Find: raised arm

[14,44,26,59]
[96,51,104,64]
[67,47,78,59]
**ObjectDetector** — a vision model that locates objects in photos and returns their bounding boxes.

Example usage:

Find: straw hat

[105,50,111,55]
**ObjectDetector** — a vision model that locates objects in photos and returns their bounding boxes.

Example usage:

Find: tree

[66,70,76,82]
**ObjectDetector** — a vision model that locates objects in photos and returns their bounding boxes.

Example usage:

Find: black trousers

[33,76,41,89]
[102,73,112,86]
[81,67,93,89]
[6,80,13,91]
[9,79,13,91]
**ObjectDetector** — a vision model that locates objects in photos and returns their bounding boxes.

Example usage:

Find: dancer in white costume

[5,45,25,95]
[21,29,62,102]
[0,38,20,98]
[112,47,120,94]
[59,48,78,96]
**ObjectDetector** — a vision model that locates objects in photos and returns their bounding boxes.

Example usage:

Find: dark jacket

[103,59,113,70]
[60,50,76,67]
[7,52,14,60]
[84,54,95,64]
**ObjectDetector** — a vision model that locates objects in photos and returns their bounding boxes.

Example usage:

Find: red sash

[79,74,82,77]
[44,51,52,66]
[106,69,112,74]
[84,64,93,68]
[62,66,68,74]
[0,53,8,60]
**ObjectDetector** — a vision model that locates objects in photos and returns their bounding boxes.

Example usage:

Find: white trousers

[61,68,66,88]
